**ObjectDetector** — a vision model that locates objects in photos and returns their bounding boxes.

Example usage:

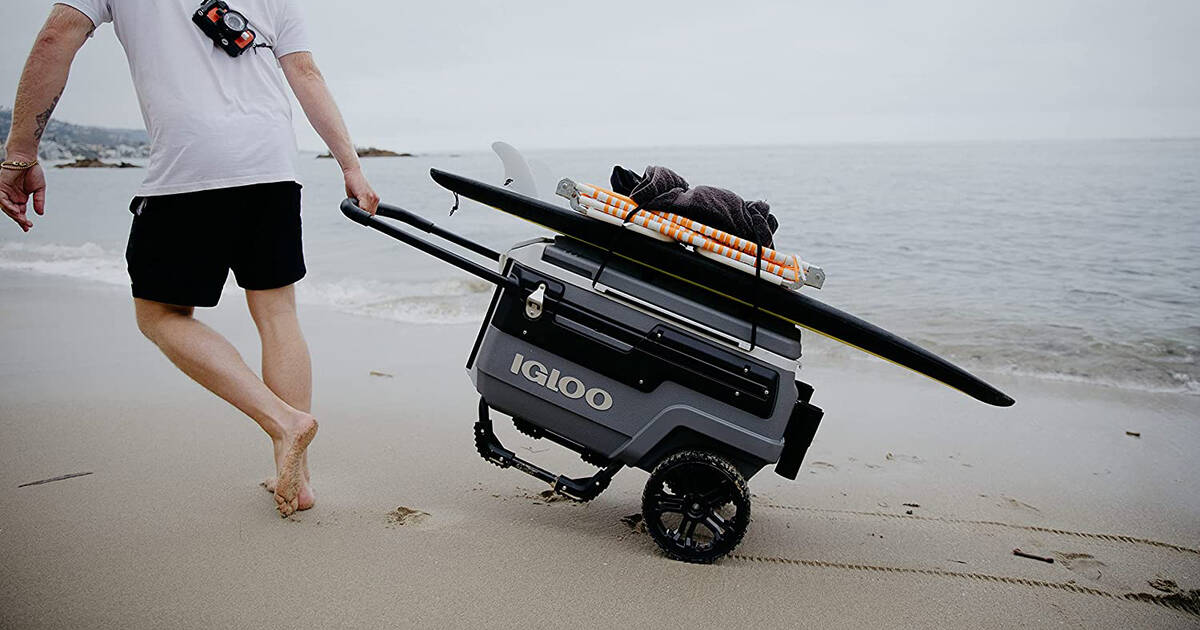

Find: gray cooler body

[468,237,817,479]
[340,187,829,561]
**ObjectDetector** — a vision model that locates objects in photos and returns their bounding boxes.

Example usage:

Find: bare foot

[262,479,315,510]
[262,451,314,510]
[273,414,318,517]
[262,449,309,491]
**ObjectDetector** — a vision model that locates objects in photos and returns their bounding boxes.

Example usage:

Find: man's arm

[1,5,95,232]
[279,52,379,215]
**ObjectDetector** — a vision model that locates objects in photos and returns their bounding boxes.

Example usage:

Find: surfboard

[430,168,1015,407]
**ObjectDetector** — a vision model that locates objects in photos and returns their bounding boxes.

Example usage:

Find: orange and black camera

[192,0,256,57]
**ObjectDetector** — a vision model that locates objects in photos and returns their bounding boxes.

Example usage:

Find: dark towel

[610,165,778,248]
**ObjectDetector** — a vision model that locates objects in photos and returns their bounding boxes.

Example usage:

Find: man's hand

[2,4,94,232]
[0,163,47,232]
[344,167,379,215]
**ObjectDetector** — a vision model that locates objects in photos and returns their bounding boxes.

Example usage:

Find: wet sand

[1,274,1197,628]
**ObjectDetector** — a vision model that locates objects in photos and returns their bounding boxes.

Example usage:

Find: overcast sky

[2,0,1198,151]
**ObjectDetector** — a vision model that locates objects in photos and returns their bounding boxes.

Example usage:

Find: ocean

[1,138,1197,395]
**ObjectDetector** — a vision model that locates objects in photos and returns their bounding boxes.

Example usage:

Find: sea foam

[0,241,492,325]
[0,241,128,286]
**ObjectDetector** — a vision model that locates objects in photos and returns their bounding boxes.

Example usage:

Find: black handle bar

[340,198,520,292]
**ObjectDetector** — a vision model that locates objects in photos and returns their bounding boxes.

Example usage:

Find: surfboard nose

[992,391,1016,407]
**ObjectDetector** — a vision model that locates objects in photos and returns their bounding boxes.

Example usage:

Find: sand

[1,274,1198,629]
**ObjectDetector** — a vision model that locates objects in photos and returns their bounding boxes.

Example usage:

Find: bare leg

[246,285,314,510]
[134,298,316,516]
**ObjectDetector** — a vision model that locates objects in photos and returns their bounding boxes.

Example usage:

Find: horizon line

[3,108,1197,153]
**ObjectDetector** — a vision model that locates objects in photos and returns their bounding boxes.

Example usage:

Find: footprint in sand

[998,496,1040,513]
[1054,551,1108,582]
[885,453,923,464]
[808,461,838,472]
[386,506,431,527]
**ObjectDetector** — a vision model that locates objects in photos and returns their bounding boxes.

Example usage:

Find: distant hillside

[0,108,149,161]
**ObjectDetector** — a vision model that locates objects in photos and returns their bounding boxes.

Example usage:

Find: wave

[802,334,1199,396]
[0,241,493,325]
[295,276,494,325]
[2,240,1195,396]
[0,241,129,286]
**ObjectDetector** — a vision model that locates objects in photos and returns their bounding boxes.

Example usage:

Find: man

[0,0,381,517]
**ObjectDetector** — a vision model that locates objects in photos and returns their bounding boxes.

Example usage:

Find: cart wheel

[641,450,751,563]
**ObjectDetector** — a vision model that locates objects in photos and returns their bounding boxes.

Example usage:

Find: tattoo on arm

[33,92,62,143]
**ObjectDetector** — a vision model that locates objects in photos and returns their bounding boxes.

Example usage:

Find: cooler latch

[525,283,547,319]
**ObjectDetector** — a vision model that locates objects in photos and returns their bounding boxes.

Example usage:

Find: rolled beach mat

[576,194,804,287]
[574,181,808,285]
[575,181,805,272]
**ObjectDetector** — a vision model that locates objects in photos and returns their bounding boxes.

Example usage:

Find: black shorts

[125,181,305,307]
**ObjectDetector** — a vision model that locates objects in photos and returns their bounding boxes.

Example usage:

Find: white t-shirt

[57,0,311,196]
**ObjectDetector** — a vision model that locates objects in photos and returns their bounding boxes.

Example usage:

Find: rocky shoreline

[1,108,148,163]
[55,158,140,169]
[317,146,413,158]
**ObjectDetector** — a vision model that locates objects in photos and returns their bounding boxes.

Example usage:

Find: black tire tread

[641,449,751,563]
